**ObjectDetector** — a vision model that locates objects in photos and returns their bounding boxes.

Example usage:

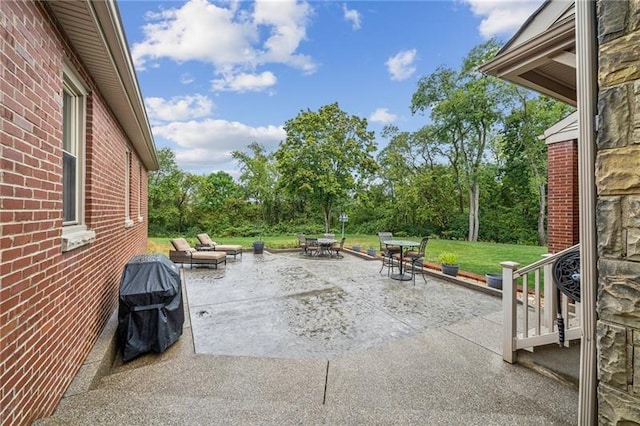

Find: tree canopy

[275,102,378,232]
[147,41,574,248]
[411,39,507,242]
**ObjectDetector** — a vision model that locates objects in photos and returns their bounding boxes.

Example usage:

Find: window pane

[62,91,74,154]
[63,151,76,223]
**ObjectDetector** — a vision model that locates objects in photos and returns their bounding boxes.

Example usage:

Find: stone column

[596,0,640,423]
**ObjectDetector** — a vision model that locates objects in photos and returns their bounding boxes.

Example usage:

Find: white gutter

[89,0,159,171]
[575,0,598,423]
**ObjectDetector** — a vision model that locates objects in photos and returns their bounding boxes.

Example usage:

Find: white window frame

[138,164,143,223]
[124,149,133,228]
[61,62,95,252]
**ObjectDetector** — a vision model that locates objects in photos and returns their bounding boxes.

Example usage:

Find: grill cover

[118,254,184,361]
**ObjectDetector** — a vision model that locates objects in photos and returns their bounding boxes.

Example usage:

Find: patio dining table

[383,239,420,281]
[316,238,336,257]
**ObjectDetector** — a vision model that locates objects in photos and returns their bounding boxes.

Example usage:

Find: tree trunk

[467,181,479,242]
[538,183,547,246]
[456,178,465,214]
[322,204,331,233]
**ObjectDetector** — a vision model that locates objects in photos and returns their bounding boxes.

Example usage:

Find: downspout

[575,0,598,423]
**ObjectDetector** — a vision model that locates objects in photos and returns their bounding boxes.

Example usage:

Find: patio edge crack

[322,360,329,405]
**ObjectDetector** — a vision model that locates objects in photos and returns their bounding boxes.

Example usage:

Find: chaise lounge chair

[196,234,243,259]
[169,238,227,268]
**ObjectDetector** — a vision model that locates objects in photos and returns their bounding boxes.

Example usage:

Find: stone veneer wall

[596,0,640,423]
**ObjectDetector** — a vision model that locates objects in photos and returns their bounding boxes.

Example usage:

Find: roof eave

[48,0,159,171]
[480,18,576,106]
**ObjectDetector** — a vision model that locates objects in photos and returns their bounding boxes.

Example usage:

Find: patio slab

[39,251,579,425]
[186,251,502,359]
[326,328,577,424]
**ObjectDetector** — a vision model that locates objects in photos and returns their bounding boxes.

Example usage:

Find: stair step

[517,342,580,389]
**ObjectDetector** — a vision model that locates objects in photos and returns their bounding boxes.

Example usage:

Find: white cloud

[369,108,397,124]
[386,49,417,81]
[132,0,316,91]
[253,0,316,72]
[180,73,194,84]
[132,0,255,70]
[145,94,214,123]
[212,71,277,92]
[462,0,544,39]
[153,118,285,173]
[342,4,361,30]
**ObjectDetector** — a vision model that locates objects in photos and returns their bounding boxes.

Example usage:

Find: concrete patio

[38,251,578,424]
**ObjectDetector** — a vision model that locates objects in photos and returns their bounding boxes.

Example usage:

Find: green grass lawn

[148,234,546,277]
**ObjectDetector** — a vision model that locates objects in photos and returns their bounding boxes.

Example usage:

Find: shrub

[438,252,459,265]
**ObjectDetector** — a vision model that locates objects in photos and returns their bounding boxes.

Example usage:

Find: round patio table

[382,239,420,281]
[316,238,336,257]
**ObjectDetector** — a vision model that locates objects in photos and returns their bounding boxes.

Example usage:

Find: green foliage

[411,39,511,242]
[146,42,571,249]
[149,235,545,277]
[499,93,575,245]
[148,148,196,235]
[437,251,459,265]
[275,102,378,232]
[232,142,281,225]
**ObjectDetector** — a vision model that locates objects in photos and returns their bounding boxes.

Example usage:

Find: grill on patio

[118,254,184,361]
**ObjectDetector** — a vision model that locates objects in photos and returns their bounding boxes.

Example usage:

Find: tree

[190,171,240,232]
[411,39,507,241]
[232,142,280,225]
[148,148,194,234]
[501,93,575,245]
[275,103,378,232]
[377,125,459,235]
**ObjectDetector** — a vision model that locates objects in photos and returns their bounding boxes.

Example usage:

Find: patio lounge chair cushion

[196,233,243,257]
[190,251,226,262]
[169,238,227,267]
[172,238,195,253]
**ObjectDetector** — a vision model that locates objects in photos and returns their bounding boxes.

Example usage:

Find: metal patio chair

[378,232,401,276]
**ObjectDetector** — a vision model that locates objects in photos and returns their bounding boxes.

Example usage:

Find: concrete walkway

[39,252,578,425]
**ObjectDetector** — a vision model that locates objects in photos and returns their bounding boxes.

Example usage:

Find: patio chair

[407,257,428,286]
[330,237,346,258]
[196,233,243,259]
[305,237,319,256]
[404,237,429,262]
[297,233,309,254]
[378,232,401,276]
[169,238,227,268]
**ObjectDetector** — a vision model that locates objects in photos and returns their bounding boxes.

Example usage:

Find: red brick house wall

[546,139,580,253]
[1,2,149,424]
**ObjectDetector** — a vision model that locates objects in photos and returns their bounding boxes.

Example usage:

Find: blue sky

[118,0,544,176]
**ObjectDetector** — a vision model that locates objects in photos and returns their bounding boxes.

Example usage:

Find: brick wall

[1,2,149,424]
[546,139,580,253]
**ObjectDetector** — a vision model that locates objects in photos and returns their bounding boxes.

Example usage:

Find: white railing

[501,244,581,363]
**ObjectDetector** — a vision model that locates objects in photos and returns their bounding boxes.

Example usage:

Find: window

[62,78,82,224]
[61,63,95,251]
[125,149,133,227]
[138,164,143,222]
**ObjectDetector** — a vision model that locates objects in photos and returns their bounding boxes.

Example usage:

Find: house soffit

[480,0,577,107]
[46,0,158,171]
